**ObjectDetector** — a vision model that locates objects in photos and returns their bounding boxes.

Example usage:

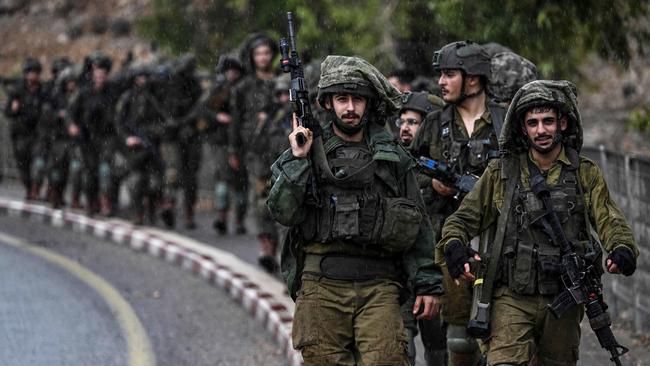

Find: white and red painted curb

[0,197,303,366]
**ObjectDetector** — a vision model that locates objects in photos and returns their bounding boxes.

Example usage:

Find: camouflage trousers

[482,287,583,366]
[293,274,409,365]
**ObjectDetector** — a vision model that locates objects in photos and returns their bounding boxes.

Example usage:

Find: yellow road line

[0,232,156,366]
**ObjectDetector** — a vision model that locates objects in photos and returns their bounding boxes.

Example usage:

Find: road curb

[0,198,303,366]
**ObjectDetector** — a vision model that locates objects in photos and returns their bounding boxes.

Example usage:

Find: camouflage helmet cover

[432,41,491,77]
[317,55,402,112]
[23,57,43,73]
[275,72,291,92]
[488,51,539,103]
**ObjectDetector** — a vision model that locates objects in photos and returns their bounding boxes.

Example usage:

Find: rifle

[528,160,628,366]
[417,156,479,197]
[279,11,320,146]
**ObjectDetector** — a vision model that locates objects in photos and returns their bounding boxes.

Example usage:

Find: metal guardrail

[582,146,650,334]
[1,110,648,333]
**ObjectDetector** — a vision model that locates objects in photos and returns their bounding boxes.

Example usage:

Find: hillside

[1,0,648,156]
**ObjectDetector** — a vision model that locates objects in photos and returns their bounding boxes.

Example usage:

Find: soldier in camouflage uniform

[115,63,167,225]
[205,56,246,234]
[253,74,292,273]
[229,34,277,235]
[267,55,442,365]
[410,41,507,366]
[4,58,48,200]
[36,63,78,208]
[440,80,638,365]
[68,53,119,216]
[395,91,448,366]
[159,54,203,229]
[488,51,539,106]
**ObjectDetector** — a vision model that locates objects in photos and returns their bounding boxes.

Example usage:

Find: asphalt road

[0,215,286,366]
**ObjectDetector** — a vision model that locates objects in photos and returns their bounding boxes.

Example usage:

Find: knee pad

[447,324,479,354]
[165,168,178,187]
[214,182,229,210]
[49,170,64,185]
[31,157,46,177]
[70,159,82,173]
[98,162,111,191]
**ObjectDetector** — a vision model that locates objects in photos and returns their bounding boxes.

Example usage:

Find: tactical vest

[300,134,422,253]
[500,151,601,295]
[438,102,504,177]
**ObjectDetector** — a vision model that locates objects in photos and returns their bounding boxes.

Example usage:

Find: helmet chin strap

[453,72,483,105]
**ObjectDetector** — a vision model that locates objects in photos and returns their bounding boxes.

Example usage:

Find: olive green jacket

[267,122,443,299]
[438,148,638,264]
[438,79,638,264]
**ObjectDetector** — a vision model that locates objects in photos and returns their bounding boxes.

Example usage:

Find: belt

[303,254,402,281]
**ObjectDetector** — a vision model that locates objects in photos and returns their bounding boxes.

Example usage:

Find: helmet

[399,91,436,116]
[488,52,538,103]
[87,51,113,72]
[51,56,72,76]
[432,41,491,77]
[175,53,197,74]
[216,55,243,74]
[129,60,152,77]
[23,57,42,74]
[317,82,378,108]
[57,65,81,84]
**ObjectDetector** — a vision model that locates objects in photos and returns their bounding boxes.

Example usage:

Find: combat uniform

[4,60,48,200]
[229,34,278,236]
[115,71,166,224]
[267,56,442,365]
[439,80,638,366]
[68,73,119,215]
[410,41,506,366]
[160,54,203,228]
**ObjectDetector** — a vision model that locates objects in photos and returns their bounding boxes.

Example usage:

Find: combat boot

[29,183,40,201]
[212,209,227,235]
[70,191,82,209]
[160,198,175,229]
[50,186,64,209]
[184,204,196,230]
[100,194,113,216]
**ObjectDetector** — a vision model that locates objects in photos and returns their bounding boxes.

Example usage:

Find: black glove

[444,240,477,279]
[608,246,636,276]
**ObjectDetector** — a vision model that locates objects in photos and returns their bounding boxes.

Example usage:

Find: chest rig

[438,103,504,176]
[300,133,422,253]
[500,151,600,295]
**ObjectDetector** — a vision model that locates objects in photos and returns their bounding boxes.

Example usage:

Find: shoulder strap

[487,102,506,139]
[480,156,519,304]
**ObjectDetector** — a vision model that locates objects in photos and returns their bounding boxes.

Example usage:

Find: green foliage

[627,106,650,133]
[136,0,649,78]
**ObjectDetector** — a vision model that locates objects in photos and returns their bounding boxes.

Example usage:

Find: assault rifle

[417,156,479,197]
[279,11,320,146]
[528,162,628,366]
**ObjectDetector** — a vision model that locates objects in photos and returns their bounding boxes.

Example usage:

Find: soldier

[159,54,203,229]
[488,51,539,106]
[439,80,638,365]
[410,40,507,366]
[115,63,167,225]
[205,56,246,234]
[395,91,447,366]
[229,33,277,237]
[4,58,48,200]
[37,64,79,208]
[266,55,442,365]
[68,53,119,216]
[253,73,293,273]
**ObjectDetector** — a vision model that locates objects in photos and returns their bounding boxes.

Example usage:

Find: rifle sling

[480,156,519,304]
